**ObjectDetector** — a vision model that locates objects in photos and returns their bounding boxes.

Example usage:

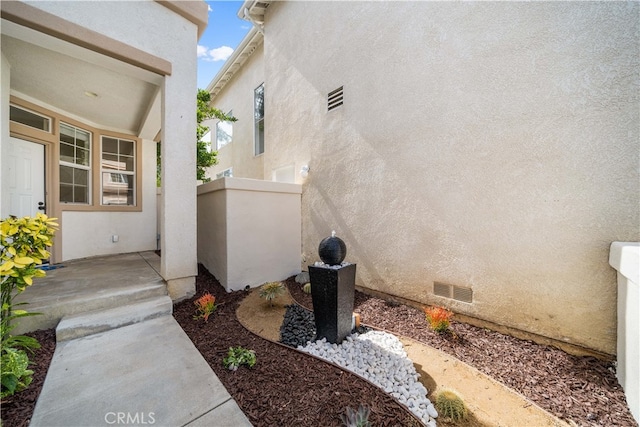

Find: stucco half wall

[260,1,639,354]
[197,177,302,291]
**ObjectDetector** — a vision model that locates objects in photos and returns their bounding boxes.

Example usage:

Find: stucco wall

[0,53,9,216]
[206,42,265,181]
[197,177,302,291]
[23,1,199,295]
[61,139,157,261]
[262,1,639,353]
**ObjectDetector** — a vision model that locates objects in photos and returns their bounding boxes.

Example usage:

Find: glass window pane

[77,148,90,166]
[10,105,51,131]
[119,140,134,156]
[75,129,90,149]
[60,143,74,164]
[75,185,88,204]
[74,169,88,186]
[101,154,121,170]
[102,138,118,154]
[60,184,73,202]
[124,156,134,172]
[60,166,74,184]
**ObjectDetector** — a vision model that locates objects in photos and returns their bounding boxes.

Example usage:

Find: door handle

[38,202,46,211]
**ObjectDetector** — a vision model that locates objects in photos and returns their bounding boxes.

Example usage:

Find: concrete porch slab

[13,252,167,334]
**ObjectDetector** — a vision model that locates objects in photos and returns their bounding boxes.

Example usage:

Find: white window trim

[254,83,264,156]
[216,167,233,179]
[100,136,136,206]
[59,122,91,205]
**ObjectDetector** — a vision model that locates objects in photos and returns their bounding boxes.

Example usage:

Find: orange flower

[194,292,217,322]
[424,305,453,333]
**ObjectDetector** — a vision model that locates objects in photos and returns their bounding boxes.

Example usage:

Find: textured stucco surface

[61,140,158,261]
[23,1,199,284]
[206,43,265,181]
[260,1,640,354]
[197,178,301,291]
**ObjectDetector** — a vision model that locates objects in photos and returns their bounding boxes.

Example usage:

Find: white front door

[1,137,45,218]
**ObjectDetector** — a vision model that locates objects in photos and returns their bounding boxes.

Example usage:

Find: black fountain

[308,231,356,344]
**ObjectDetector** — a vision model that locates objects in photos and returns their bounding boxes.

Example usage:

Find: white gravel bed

[298,330,438,426]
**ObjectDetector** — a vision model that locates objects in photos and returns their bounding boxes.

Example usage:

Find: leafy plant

[1,347,33,398]
[435,389,468,422]
[302,283,311,294]
[1,213,57,398]
[424,305,454,334]
[193,292,218,322]
[340,404,371,427]
[223,346,256,371]
[259,281,285,307]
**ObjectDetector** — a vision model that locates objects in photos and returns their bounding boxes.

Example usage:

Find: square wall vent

[327,86,344,111]
[433,281,473,304]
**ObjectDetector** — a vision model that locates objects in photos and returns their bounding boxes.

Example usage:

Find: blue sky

[197,1,251,89]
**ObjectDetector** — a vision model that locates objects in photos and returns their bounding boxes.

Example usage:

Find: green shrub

[1,213,57,398]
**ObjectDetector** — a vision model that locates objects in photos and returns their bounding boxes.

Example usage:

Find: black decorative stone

[318,235,347,265]
[308,263,356,344]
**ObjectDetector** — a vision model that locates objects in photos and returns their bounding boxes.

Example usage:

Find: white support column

[160,69,198,301]
[610,242,640,423]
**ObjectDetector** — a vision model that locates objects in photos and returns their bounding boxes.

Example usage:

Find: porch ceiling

[1,19,162,135]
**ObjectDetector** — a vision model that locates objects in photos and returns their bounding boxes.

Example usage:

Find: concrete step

[14,282,168,335]
[56,296,173,342]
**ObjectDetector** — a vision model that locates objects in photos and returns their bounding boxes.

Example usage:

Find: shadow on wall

[308,183,386,291]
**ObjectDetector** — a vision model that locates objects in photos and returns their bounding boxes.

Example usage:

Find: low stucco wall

[197,177,302,291]
[610,242,640,423]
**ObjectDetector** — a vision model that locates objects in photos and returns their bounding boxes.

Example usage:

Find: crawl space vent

[433,281,473,303]
[327,86,344,111]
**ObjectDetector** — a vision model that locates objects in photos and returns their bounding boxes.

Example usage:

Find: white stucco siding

[24,1,190,63]
[0,54,10,216]
[206,43,265,181]
[264,1,640,353]
[61,139,158,261]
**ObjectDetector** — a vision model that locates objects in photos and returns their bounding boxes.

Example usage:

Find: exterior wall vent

[433,281,473,304]
[327,86,344,111]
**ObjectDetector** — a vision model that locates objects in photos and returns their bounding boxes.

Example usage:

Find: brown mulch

[287,280,637,427]
[2,267,636,427]
[174,266,422,426]
[0,329,56,427]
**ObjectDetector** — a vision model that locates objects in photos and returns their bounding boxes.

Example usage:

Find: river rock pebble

[298,330,437,425]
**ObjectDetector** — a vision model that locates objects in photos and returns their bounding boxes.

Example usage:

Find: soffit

[1,19,161,135]
[206,27,263,100]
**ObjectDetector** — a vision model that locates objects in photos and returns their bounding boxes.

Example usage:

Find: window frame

[216,167,233,179]
[10,104,52,133]
[59,122,92,205]
[216,110,233,150]
[100,136,136,207]
[254,83,264,156]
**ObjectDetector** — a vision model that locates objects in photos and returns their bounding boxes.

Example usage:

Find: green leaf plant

[0,213,58,398]
[223,346,256,371]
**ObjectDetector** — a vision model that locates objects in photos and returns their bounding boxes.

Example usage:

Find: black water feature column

[308,231,356,344]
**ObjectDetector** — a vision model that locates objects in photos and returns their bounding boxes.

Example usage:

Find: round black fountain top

[318,231,347,265]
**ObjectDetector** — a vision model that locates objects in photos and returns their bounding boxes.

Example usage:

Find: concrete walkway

[25,252,252,427]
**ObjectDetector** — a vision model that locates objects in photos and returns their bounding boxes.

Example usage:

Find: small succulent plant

[303,283,311,294]
[435,389,468,422]
[340,404,371,427]
[259,281,285,306]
